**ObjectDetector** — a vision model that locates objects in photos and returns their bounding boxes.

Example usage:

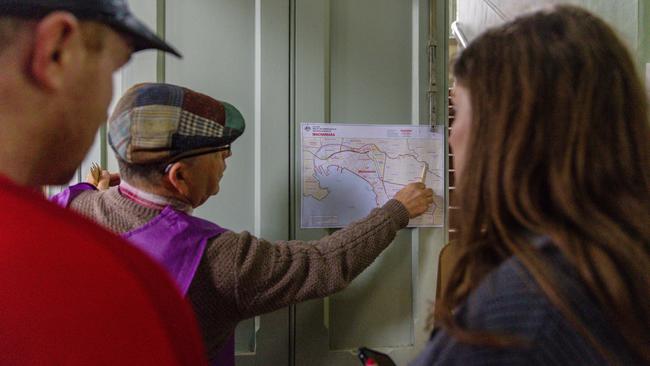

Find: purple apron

[53,184,236,366]
[49,183,96,207]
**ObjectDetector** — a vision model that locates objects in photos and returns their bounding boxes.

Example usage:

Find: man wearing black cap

[0,1,207,365]
[54,82,436,365]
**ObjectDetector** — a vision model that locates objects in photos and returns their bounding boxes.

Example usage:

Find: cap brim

[107,14,182,58]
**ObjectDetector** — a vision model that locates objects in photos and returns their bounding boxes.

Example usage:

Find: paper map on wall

[301,123,444,228]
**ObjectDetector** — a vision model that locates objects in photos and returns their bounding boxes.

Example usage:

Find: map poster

[301,123,444,228]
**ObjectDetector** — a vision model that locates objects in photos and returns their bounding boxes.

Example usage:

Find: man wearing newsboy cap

[0,1,208,365]
[54,82,436,365]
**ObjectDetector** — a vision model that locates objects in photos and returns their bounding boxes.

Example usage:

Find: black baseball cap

[0,0,181,57]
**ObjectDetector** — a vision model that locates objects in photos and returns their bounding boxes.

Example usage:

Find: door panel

[292,1,446,364]
[329,232,413,350]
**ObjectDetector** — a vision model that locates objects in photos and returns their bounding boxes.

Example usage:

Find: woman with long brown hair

[411,5,650,365]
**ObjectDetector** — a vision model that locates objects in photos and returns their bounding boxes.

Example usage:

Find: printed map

[301,123,444,228]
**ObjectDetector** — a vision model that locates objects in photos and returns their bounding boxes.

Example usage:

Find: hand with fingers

[86,163,121,191]
[393,182,435,218]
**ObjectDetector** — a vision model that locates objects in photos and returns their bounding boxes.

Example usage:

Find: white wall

[456,0,642,60]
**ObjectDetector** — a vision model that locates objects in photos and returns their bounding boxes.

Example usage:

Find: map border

[300,122,445,229]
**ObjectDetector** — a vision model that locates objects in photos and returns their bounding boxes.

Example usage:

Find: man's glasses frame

[163,144,231,174]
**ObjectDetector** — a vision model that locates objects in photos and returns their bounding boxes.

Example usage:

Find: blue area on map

[302,165,378,228]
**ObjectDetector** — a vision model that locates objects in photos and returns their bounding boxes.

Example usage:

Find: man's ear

[166,162,191,197]
[30,12,82,91]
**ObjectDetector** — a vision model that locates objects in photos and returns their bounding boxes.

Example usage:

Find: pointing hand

[393,182,435,218]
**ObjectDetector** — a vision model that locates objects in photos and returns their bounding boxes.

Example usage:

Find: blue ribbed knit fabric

[410,239,640,365]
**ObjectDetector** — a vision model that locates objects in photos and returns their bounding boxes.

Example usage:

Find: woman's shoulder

[461,253,556,332]
[454,242,617,363]
[462,238,592,330]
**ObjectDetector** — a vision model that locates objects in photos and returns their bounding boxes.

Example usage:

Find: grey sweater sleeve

[205,199,409,319]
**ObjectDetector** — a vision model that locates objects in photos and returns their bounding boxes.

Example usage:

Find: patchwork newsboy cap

[108,83,245,164]
[0,0,181,57]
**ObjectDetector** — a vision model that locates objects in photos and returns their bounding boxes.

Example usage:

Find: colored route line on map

[307,142,429,164]
[304,145,442,181]
[304,139,442,207]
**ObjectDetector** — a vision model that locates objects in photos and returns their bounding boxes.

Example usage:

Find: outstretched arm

[207,183,434,319]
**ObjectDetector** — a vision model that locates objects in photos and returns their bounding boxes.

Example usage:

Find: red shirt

[0,175,207,365]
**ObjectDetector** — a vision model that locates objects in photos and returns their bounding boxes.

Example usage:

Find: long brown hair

[436,5,650,363]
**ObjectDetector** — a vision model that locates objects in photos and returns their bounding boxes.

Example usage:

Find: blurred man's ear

[166,162,192,198]
[30,12,82,91]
